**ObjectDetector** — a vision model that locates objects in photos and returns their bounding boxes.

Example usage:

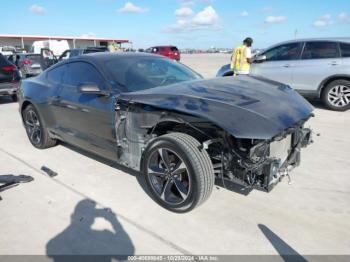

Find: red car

[147,46,180,61]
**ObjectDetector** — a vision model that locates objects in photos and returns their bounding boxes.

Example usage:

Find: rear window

[0,54,12,66]
[340,42,350,58]
[26,55,41,63]
[302,42,340,59]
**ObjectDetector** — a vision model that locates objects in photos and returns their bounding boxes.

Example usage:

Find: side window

[47,65,66,84]
[60,50,71,60]
[7,55,14,63]
[340,43,350,58]
[64,62,105,89]
[263,43,303,61]
[302,42,340,59]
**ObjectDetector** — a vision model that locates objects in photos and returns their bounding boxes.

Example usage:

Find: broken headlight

[249,142,269,163]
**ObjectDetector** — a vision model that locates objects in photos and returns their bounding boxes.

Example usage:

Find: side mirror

[254,55,267,63]
[78,83,108,96]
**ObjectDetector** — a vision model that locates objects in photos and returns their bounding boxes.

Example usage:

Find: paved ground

[0,54,350,257]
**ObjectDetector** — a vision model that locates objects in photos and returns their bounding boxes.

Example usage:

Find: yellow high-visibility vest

[230,45,250,72]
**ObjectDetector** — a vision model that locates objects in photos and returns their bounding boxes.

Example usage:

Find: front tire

[23,105,57,149]
[322,80,350,111]
[142,132,214,213]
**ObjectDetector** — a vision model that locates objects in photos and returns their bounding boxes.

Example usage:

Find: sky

[1,0,350,49]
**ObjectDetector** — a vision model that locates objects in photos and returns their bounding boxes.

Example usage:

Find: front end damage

[113,97,313,192]
[205,120,313,192]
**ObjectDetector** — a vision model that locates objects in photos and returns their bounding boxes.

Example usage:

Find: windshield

[105,56,202,93]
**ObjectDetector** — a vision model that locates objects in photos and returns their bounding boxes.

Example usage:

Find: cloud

[175,7,194,17]
[265,16,286,24]
[240,11,249,17]
[192,6,219,25]
[166,6,220,33]
[339,12,349,23]
[313,14,333,27]
[29,4,46,14]
[117,2,148,13]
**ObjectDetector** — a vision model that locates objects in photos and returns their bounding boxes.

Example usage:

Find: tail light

[21,59,32,65]
[1,65,16,72]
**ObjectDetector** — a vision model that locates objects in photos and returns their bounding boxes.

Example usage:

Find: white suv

[217,38,350,111]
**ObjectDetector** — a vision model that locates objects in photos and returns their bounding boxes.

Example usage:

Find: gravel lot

[0,53,349,257]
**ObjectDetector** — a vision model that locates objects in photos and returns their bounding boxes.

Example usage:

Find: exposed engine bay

[114,99,313,192]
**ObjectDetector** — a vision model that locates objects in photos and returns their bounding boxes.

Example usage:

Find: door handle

[283,64,291,68]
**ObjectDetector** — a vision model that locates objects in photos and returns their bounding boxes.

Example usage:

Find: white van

[31,40,69,56]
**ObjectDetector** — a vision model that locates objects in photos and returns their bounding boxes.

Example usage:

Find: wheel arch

[318,74,350,97]
[139,113,218,171]
[20,100,33,117]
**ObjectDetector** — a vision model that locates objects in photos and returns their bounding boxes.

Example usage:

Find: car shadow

[258,224,307,262]
[0,96,15,105]
[60,143,156,203]
[304,98,328,110]
[61,142,253,201]
[46,198,135,261]
[215,179,253,196]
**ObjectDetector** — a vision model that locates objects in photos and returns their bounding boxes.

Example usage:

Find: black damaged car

[18,53,313,212]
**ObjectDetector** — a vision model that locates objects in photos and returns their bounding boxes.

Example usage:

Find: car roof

[262,37,350,52]
[51,52,163,69]
[81,52,161,62]
[150,45,177,48]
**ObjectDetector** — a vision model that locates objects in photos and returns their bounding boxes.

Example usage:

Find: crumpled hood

[120,76,314,139]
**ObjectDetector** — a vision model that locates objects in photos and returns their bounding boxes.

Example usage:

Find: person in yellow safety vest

[231,37,253,75]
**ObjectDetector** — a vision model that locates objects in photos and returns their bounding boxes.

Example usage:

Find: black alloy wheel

[143,132,214,213]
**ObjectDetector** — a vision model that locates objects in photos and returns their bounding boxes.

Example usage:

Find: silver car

[217,38,350,111]
[8,53,43,78]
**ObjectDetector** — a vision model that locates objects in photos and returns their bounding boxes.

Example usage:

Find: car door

[54,61,117,160]
[58,50,71,61]
[40,48,58,70]
[251,42,303,85]
[291,41,342,92]
[340,42,350,72]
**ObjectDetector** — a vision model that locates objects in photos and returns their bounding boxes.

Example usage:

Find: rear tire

[23,104,57,149]
[322,80,350,111]
[142,132,214,213]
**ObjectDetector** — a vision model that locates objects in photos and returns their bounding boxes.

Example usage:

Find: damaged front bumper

[263,127,312,191]
[216,126,313,192]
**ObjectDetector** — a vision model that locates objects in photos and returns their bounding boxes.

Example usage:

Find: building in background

[0,34,131,55]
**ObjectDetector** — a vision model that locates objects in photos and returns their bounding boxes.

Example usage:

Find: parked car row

[7,53,43,78]
[217,38,350,111]
[0,54,21,101]
[145,46,181,61]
